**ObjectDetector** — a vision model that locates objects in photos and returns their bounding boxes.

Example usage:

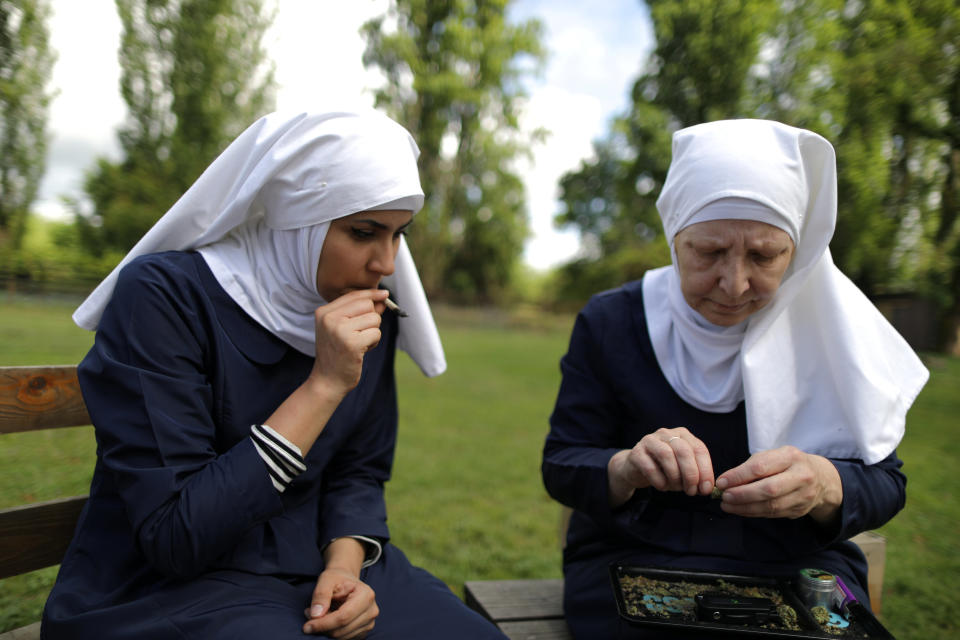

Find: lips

[710,300,750,312]
[342,282,382,293]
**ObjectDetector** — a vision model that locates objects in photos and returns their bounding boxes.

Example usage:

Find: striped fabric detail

[250,424,307,493]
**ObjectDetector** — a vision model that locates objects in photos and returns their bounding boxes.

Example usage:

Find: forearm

[542,441,625,515]
[323,537,366,578]
[264,375,348,455]
[607,449,649,508]
[807,454,844,526]
[544,310,633,514]
[135,438,283,578]
[829,451,906,536]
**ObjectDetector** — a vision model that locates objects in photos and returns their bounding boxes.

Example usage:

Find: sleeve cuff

[325,536,384,569]
[250,423,307,493]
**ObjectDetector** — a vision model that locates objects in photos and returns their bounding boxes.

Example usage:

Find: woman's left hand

[303,566,378,638]
[714,446,843,524]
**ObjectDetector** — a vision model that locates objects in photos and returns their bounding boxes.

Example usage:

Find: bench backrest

[0,366,90,580]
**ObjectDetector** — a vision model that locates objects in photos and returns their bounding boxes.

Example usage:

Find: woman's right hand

[309,289,390,397]
[607,427,715,508]
[263,289,390,455]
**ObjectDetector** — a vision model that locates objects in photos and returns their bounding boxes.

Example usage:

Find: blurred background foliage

[0,0,55,250]
[1,0,958,351]
[362,0,546,304]
[554,0,960,352]
[71,0,276,256]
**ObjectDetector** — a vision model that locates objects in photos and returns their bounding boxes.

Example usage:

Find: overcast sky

[38,0,653,270]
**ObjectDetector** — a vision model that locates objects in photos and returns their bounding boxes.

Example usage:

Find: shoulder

[105,251,213,340]
[566,277,653,362]
[114,251,202,294]
[578,278,646,326]
[111,251,222,321]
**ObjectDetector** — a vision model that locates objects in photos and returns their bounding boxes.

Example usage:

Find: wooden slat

[0,366,89,434]
[0,495,87,579]
[0,621,41,640]
[465,579,565,623]
[498,619,572,640]
[851,530,886,615]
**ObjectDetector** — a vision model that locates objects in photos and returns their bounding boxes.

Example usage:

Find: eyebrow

[748,238,793,251]
[686,234,790,250]
[351,218,413,232]
[684,237,726,251]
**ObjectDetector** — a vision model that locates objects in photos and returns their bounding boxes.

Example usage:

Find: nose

[369,238,397,276]
[717,258,750,298]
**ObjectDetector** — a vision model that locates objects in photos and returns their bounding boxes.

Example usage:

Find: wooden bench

[465,578,571,639]
[464,516,887,639]
[0,365,90,640]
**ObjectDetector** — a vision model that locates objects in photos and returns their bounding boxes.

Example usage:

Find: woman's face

[674,219,795,326]
[315,209,413,302]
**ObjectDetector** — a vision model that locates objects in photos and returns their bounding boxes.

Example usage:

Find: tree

[76,0,275,255]
[823,0,943,293]
[362,0,545,302]
[0,0,55,249]
[797,0,960,344]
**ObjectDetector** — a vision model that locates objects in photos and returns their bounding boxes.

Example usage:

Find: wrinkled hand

[303,567,378,638]
[310,289,389,397]
[715,446,843,523]
[607,427,715,508]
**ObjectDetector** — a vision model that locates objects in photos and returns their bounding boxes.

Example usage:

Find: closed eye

[698,248,725,259]
[751,248,790,264]
[350,227,375,239]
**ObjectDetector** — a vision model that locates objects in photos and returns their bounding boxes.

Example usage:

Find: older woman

[542,119,929,638]
[43,109,506,640]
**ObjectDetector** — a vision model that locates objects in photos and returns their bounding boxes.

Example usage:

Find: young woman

[43,109,506,640]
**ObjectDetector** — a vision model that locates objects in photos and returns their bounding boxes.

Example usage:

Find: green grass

[388,307,572,585]
[1,296,957,639]
[875,354,960,638]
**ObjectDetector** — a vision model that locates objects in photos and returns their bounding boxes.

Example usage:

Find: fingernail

[716,478,728,489]
[700,481,712,494]
[311,604,324,617]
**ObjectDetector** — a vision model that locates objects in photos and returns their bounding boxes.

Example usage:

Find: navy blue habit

[42,251,504,639]
[542,280,907,639]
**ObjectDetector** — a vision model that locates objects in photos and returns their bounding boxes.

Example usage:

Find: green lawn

[1,296,957,639]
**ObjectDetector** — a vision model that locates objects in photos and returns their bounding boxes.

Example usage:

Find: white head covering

[73,109,446,377]
[643,119,928,463]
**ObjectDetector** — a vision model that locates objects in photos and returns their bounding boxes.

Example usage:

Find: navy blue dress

[542,279,906,639]
[42,251,504,639]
